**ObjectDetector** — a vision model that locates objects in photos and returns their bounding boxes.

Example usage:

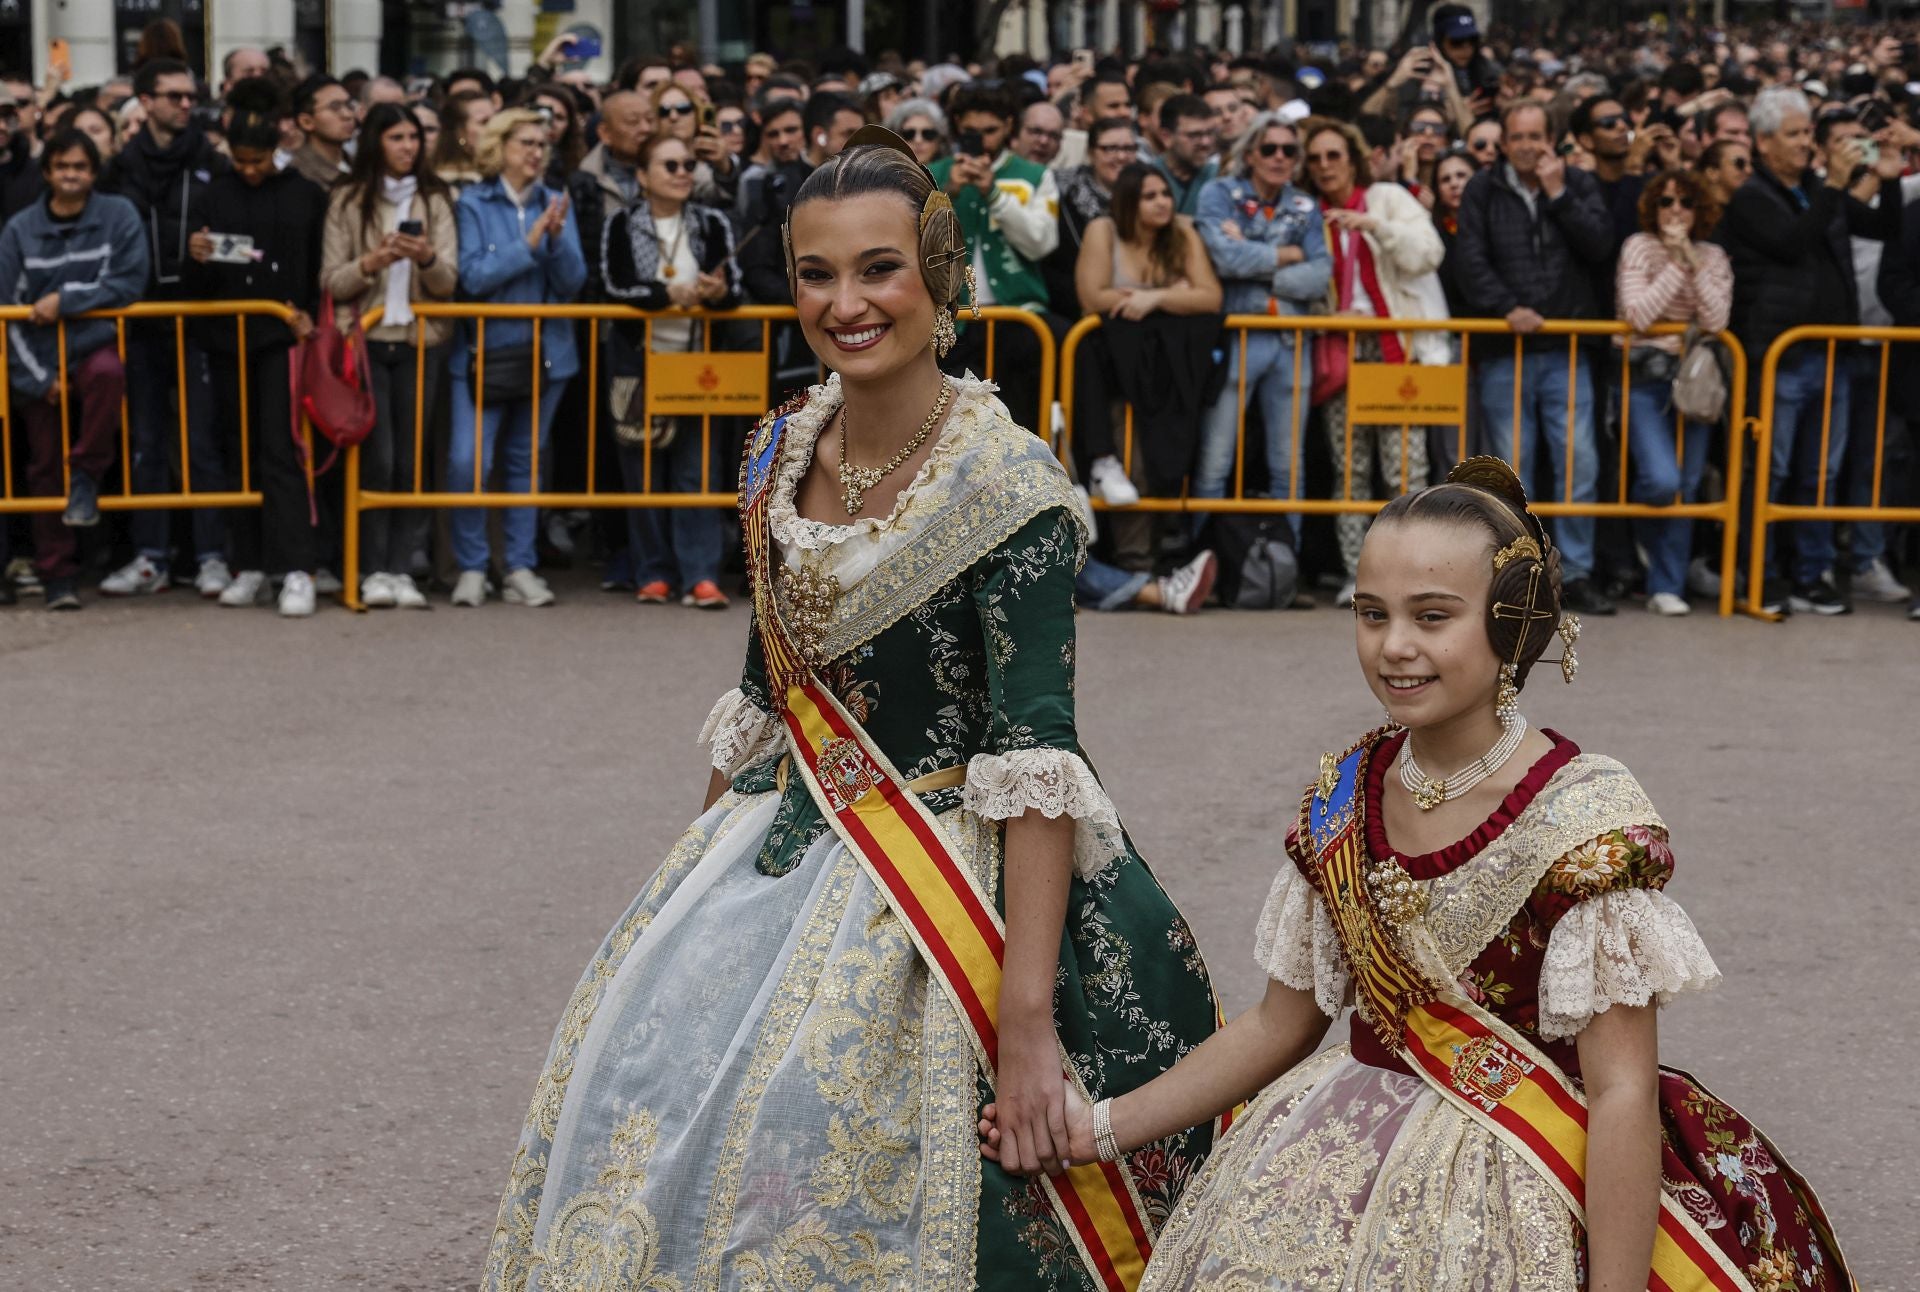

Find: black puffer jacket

[1452,164,1613,339]
[180,167,328,353]
[1719,166,1898,364]
[104,125,229,298]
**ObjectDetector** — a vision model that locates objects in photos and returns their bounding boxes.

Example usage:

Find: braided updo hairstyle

[1374,457,1566,691]
[784,126,970,314]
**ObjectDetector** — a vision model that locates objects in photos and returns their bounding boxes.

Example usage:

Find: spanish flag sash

[738,409,1157,1292]
[1303,738,1852,1292]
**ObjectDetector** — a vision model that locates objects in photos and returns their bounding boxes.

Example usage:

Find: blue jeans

[1842,353,1905,569]
[618,423,724,592]
[446,376,568,574]
[1475,351,1598,581]
[1766,348,1850,586]
[126,327,223,565]
[1194,330,1310,538]
[1624,375,1711,598]
[1075,557,1150,610]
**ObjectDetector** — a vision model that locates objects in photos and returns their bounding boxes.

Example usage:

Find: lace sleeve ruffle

[1252,862,1349,1019]
[962,747,1125,880]
[699,688,783,778]
[1537,888,1722,1041]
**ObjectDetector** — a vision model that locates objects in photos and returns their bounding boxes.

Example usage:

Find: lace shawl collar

[765,371,1086,664]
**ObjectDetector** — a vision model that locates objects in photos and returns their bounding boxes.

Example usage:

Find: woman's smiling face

[789,191,936,381]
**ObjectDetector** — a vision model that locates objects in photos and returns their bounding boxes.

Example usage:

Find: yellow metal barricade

[1748,325,1920,618]
[1059,314,1748,616]
[0,300,305,517]
[341,303,1055,609]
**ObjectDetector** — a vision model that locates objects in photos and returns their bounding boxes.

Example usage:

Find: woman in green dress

[481,128,1220,1292]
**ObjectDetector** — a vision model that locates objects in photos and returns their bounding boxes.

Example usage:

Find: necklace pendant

[661,264,676,279]
[1411,779,1447,811]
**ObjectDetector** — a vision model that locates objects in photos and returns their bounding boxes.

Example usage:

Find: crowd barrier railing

[340,302,1055,609]
[1748,325,1920,619]
[1059,314,1749,617]
[0,300,307,516]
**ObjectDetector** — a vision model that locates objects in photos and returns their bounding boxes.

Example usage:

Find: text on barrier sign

[645,352,769,418]
[1345,362,1467,426]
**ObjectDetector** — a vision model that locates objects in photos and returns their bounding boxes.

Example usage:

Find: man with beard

[99,59,232,599]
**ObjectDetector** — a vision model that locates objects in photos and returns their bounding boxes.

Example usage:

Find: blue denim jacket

[453,176,589,380]
[1195,177,1331,318]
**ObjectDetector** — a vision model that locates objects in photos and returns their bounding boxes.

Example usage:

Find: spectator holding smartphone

[446,108,586,609]
[322,102,458,611]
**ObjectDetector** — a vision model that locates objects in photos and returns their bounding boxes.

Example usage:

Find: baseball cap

[858,71,904,100]
[1295,66,1326,91]
[1436,11,1480,41]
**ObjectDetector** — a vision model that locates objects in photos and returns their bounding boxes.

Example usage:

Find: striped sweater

[1614,232,1732,354]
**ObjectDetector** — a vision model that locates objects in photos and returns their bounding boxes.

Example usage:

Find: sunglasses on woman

[659,102,698,118]
[655,158,692,174]
[1257,141,1300,159]
[1409,120,1449,137]
[1658,195,1695,209]
[900,127,941,142]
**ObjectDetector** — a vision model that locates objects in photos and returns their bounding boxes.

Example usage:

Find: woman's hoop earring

[930,306,957,358]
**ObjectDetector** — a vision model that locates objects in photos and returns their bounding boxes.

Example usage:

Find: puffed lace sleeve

[1535,825,1722,1041]
[698,612,784,778]
[962,506,1122,880]
[1251,826,1350,1019]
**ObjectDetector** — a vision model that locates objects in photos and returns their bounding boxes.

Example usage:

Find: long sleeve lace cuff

[1537,888,1722,1041]
[1252,863,1350,1020]
[699,688,783,778]
[962,748,1125,880]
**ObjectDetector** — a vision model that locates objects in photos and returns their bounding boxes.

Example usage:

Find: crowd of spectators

[1,10,1916,620]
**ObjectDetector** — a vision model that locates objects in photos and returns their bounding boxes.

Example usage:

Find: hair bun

[1448,455,1547,548]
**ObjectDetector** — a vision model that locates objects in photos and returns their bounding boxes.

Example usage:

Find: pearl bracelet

[1092,1097,1120,1164]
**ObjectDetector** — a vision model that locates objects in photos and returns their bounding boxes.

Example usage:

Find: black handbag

[466,341,539,402]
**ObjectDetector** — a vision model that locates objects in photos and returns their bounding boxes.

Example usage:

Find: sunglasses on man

[900,127,941,142]
[1257,141,1300,159]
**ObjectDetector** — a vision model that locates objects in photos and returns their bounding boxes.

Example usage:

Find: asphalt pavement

[2,581,1911,1289]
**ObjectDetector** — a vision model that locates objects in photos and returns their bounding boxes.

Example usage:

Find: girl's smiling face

[1352,518,1502,730]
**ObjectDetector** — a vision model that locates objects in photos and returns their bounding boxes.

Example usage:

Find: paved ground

[1,580,1911,1290]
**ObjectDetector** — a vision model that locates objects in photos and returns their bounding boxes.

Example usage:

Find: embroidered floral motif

[528,1110,682,1292]
[733,1217,912,1291]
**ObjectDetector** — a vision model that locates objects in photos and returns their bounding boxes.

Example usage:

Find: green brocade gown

[482,374,1221,1291]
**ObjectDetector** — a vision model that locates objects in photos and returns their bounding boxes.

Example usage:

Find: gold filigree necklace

[836,377,953,516]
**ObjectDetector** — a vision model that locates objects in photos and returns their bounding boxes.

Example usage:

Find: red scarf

[1323,188,1405,365]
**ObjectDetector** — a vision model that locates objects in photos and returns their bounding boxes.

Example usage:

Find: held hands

[361,233,404,275]
[392,231,434,265]
[694,268,728,304]
[989,1019,1076,1176]
[666,278,700,309]
[979,1084,1096,1174]
[527,195,570,248]
[1109,286,1165,320]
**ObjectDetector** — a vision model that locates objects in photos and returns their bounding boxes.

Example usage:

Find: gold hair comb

[1492,536,1543,570]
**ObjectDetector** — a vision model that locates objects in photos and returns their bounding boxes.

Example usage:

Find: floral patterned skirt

[480,786,1220,1292]
[1142,1046,1850,1292]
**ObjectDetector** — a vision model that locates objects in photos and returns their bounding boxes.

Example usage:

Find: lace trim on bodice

[1252,860,1350,1019]
[1537,888,1721,1040]
[764,371,1001,553]
[699,687,782,778]
[961,748,1125,880]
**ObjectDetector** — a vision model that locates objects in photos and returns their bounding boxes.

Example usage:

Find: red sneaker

[683,580,729,610]
[636,581,672,604]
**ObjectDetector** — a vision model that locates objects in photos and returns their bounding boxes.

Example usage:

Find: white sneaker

[451,570,488,607]
[100,556,169,596]
[194,557,232,598]
[545,513,576,556]
[1686,556,1722,600]
[278,571,316,618]
[1335,580,1356,609]
[361,572,398,608]
[218,570,268,607]
[1156,550,1217,615]
[502,567,555,607]
[1852,558,1912,603]
[390,573,429,609]
[1646,592,1692,617]
[311,569,343,596]
[1088,455,1141,507]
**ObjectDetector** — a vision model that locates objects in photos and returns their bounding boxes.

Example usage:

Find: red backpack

[296,292,377,457]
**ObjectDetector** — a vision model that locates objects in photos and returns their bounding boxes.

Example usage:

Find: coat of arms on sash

[816,736,879,811]
[1449,1033,1536,1112]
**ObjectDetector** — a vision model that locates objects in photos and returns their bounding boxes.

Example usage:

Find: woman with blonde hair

[1299,114,1450,606]
[445,107,586,608]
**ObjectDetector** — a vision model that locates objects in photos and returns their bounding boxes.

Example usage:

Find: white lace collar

[766,371,1000,554]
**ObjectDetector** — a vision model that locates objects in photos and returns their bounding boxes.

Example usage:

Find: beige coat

[320,186,460,346]
[1342,181,1452,366]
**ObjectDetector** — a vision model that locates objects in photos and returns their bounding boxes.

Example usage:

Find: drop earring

[1495,663,1520,720]
[930,305,957,358]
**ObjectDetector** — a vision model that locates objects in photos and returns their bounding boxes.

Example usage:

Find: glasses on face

[718,118,744,134]
[1257,141,1300,159]
[1177,128,1216,143]
[655,158,691,175]
[900,127,941,142]
[1410,120,1449,137]
[1469,137,1499,153]
[1307,149,1346,165]
[154,89,197,106]
[660,102,697,118]
[1658,195,1696,210]
[1094,142,1136,155]
[1025,127,1064,142]
[315,97,353,115]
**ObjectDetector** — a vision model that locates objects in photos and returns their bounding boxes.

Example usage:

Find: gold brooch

[778,563,840,665]
[1365,854,1428,931]
[1316,752,1340,803]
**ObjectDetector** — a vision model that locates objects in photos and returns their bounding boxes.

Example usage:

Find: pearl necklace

[1399,714,1528,811]
[837,377,953,515]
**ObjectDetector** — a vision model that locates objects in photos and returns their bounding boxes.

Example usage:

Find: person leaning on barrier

[180,106,327,617]
[1192,111,1331,531]
[1043,115,1135,319]
[321,101,458,613]
[1720,86,1901,616]
[1299,115,1449,609]
[601,131,741,609]
[1453,100,1617,616]
[0,129,147,611]
[445,106,587,610]
[1615,168,1733,618]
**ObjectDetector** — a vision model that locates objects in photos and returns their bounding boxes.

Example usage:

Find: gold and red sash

[738,410,1157,1292]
